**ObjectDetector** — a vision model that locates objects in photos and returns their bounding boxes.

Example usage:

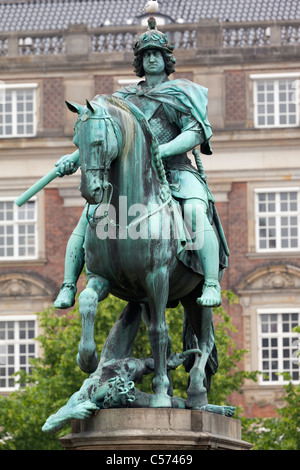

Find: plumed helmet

[133,17,175,57]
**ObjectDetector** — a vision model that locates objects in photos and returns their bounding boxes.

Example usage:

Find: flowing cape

[114,79,213,155]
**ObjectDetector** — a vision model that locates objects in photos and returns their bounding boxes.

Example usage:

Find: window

[0,199,38,259]
[0,317,37,390]
[255,188,299,252]
[253,75,299,128]
[0,83,37,138]
[258,309,300,385]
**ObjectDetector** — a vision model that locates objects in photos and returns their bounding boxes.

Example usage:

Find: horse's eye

[92,140,103,147]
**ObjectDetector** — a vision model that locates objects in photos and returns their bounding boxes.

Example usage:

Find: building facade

[0,0,299,418]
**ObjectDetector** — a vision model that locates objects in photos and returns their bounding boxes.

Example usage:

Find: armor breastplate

[126,93,192,170]
[149,105,180,145]
[127,94,180,145]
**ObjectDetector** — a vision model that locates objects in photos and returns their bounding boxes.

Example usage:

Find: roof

[0,0,299,32]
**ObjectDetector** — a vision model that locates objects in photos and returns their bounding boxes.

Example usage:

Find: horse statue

[65,94,220,409]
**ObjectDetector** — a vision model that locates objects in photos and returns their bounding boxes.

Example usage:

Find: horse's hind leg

[181,293,215,409]
[98,301,142,365]
[145,267,171,408]
[77,274,110,374]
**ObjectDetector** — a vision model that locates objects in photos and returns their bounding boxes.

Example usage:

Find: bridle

[78,108,122,229]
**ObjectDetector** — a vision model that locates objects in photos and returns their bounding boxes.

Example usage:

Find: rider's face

[143,49,165,76]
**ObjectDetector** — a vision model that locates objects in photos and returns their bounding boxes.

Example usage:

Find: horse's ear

[65,101,82,114]
[86,99,95,114]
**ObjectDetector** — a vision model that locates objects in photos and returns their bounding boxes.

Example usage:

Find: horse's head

[66,98,120,204]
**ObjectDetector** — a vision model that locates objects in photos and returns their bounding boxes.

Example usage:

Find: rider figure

[54,18,228,310]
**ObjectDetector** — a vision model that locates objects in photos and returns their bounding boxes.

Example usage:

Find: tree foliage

[242,379,300,450]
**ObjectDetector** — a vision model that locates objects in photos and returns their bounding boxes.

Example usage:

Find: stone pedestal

[60,408,252,450]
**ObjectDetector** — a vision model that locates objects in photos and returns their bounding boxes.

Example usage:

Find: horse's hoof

[76,351,99,374]
[149,394,172,408]
[186,388,207,410]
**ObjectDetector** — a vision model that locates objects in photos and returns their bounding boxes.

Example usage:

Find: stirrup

[203,280,221,290]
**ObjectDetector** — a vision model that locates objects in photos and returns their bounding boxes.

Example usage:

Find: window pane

[280,115,287,125]
[279,89,287,101]
[258,93,265,103]
[259,240,267,249]
[280,103,286,113]
[259,217,266,226]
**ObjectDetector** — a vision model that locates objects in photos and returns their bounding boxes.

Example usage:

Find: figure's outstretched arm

[15,149,81,207]
[42,399,99,434]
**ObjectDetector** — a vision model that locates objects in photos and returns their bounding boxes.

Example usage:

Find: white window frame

[0,196,38,260]
[0,315,38,391]
[257,308,300,386]
[251,73,300,129]
[0,83,37,138]
[255,187,300,253]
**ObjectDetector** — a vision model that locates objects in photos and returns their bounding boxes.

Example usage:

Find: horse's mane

[92,94,169,188]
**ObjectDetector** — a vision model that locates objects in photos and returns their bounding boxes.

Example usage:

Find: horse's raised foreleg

[77,274,110,374]
[182,292,216,409]
[145,267,171,408]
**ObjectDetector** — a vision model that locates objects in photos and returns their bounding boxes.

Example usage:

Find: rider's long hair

[132,49,176,78]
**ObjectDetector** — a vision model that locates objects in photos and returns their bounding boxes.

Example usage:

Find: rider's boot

[184,200,222,308]
[196,225,221,307]
[197,277,221,308]
[54,282,78,309]
[54,205,91,309]
[54,233,85,309]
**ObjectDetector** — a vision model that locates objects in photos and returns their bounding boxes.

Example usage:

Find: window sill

[0,258,47,267]
[0,134,36,139]
[246,252,300,260]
